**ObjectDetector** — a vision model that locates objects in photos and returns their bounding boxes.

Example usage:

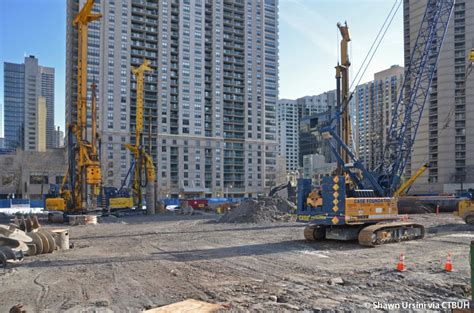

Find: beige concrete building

[405,0,474,194]
[37,96,47,152]
[0,149,67,199]
[355,65,404,170]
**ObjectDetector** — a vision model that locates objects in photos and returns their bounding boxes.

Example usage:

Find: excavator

[45,0,102,213]
[295,0,455,246]
[268,182,296,203]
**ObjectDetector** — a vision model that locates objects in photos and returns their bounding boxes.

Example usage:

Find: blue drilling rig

[296,0,455,246]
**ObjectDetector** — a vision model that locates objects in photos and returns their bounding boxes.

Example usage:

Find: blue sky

[279,0,403,99]
[0,0,403,138]
[0,0,66,137]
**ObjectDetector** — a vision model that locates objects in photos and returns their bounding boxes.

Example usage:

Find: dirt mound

[218,197,295,223]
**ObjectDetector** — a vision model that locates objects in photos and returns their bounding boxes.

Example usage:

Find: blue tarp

[159,198,243,206]
[11,199,29,205]
[0,199,44,208]
[30,200,44,208]
[0,199,10,208]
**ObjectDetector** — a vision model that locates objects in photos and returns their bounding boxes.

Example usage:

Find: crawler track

[358,222,425,247]
[303,225,326,241]
[304,222,425,247]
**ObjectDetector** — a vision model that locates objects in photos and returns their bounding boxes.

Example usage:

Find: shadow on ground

[426,223,474,234]
[23,239,360,268]
[75,224,304,240]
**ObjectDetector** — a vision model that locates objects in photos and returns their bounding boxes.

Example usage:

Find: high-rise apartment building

[405,0,474,193]
[53,126,65,148]
[277,91,337,173]
[298,108,335,167]
[355,65,404,170]
[296,90,336,118]
[3,56,55,150]
[277,99,298,172]
[66,0,279,197]
[3,62,24,149]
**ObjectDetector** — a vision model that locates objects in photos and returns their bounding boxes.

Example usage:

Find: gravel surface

[0,213,472,312]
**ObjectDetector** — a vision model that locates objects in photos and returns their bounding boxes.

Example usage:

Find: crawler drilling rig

[45,0,102,213]
[295,0,455,246]
[127,60,156,212]
[109,60,156,213]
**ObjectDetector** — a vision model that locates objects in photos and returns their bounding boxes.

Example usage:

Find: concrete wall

[0,148,67,199]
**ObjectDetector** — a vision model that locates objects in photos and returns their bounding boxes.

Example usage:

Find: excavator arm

[393,163,429,198]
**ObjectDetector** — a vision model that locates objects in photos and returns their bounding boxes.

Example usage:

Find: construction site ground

[0,213,472,312]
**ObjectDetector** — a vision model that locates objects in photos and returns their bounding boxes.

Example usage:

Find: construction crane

[45,0,102,213]
[123,59,156,212]
[296,0,455,246]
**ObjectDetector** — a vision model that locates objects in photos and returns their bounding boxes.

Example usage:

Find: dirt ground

[1,213,473,312]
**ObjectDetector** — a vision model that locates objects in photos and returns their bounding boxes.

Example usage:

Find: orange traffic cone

[396,253,406,272]
[444,253,453,272]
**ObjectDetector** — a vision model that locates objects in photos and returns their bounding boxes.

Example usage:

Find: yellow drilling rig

[45,0,102,213]
[107,59,156,213]
[126,60,156,212]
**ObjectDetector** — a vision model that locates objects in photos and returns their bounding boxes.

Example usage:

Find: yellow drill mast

[126,59,156,208]
[67,0,102,212]
[335,22,351,165]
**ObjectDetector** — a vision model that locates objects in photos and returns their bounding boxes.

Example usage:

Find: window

[55,176,64,184]
[30,175,48,184]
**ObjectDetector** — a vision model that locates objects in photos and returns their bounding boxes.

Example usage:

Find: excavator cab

[45,184,67,211]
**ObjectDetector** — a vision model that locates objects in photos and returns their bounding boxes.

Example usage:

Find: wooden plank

[143,299,223,313]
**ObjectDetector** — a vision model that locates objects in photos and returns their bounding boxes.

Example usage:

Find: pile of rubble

[218,197,296,224]
[0,215,70,268]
